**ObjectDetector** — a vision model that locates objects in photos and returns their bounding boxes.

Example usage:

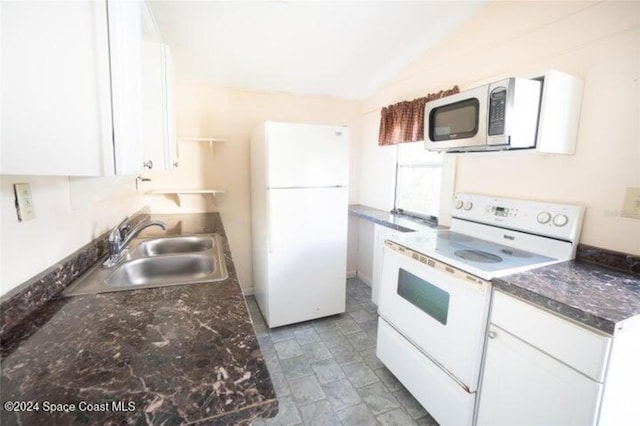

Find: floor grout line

[248,278,438,426]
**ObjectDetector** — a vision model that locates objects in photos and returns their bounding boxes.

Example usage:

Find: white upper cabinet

[107,0,143,175]
[141,41,177,171]
[1,0,143,176]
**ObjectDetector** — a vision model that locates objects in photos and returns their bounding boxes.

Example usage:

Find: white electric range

[376,193,584,425]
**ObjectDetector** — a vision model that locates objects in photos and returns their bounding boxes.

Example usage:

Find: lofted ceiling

[149,1,488,99]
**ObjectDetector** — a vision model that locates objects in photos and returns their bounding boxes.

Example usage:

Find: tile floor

[247,278,439,426]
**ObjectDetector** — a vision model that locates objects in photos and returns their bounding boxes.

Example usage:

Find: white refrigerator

[250,121,349,328]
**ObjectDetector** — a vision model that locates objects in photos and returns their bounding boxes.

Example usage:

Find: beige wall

[0,177,143,295]
[359,0,640,254]
[144,86,363,292]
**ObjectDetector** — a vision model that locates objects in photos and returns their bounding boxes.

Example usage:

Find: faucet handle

[115,216,130,229]
[119,223,132,239]
[109,216,130,243]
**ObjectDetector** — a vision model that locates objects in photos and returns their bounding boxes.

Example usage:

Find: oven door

[377,242,491,391]
[424,84,488,152]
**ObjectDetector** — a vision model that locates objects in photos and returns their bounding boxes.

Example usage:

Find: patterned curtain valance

[378,85,460,146]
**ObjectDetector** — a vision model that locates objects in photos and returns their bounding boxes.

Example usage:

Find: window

[394,141,443,220]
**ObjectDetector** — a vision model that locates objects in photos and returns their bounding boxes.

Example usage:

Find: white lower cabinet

[371,224,400,305]
[476,290,639,426]
[477,323,602,426]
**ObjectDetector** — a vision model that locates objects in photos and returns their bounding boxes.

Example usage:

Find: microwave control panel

[488,87,507,136]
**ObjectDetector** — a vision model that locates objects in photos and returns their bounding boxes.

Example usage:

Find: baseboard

[356,272,372,287]
[346,270,357,279]
[242,287,254,296]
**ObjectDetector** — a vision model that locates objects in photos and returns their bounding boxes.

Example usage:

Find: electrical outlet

[621,187,640,220]
[14,183,36,222]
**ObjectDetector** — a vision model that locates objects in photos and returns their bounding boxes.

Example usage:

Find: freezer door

[267,122,349,188]
[266,187,348,327]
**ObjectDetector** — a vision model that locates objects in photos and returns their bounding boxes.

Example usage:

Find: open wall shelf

[145,189,225,207]
[178,136,225,150]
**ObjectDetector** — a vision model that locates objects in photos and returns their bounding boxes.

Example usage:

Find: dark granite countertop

[0,213,277,425]
[493,260,640,335]
[348,204,439,232]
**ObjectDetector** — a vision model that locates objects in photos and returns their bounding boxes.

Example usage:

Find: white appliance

[250,121,349,328]
[376,193,584,425]
[425,78,542,152]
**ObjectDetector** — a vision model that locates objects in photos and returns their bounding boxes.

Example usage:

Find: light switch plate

[14,183,36,221]
[621,187,640,220]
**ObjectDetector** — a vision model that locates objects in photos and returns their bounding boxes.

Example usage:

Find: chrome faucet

[103,217,167,268]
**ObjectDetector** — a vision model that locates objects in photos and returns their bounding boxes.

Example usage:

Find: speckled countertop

[348,204,439,232]
[0,213,277,425]
[493,260,640,335]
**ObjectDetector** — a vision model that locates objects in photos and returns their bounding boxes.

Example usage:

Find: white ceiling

[149,1,487,99]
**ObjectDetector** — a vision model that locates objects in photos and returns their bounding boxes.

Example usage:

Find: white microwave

[424,78,542,152]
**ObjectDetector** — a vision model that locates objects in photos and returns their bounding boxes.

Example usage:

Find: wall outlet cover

[621,187,640,220]
[14,182,36,222]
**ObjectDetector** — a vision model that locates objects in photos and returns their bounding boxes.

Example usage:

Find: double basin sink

[63,234,228,296]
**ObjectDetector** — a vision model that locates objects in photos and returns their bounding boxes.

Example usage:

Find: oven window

[429,98,479,141]
[397,268,449,325]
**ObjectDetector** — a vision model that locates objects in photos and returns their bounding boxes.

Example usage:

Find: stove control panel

[488,205,517,218]
[452,193,584,241]
[536,212,552,224]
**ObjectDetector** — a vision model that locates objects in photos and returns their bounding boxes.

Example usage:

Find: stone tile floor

[248,278,439,426]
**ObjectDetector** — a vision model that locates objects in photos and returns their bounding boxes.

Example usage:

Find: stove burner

[455,249,503,263]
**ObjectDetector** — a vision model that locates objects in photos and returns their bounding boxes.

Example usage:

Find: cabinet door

[107,0,143,175]
[371,225,399,305]
[477,324,602,426]
[141,41,176,171]
[1,0,113,176]
[0,0,142,176]
[164,46,177,169]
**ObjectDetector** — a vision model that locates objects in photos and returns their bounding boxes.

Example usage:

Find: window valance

[378,85,460,146]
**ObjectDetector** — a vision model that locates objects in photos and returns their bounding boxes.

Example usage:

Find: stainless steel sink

[131,235,214,256]
[104,255,216,288]
[63,234,228,296]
